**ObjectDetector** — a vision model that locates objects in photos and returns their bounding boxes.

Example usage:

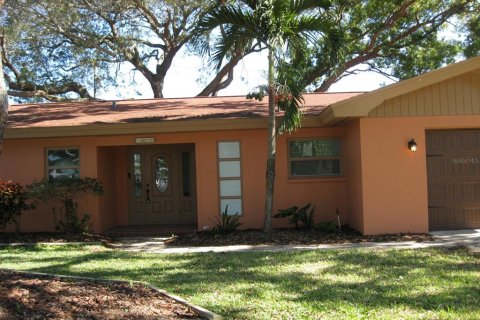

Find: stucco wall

[343,119,364,233]
[0,127,349,233]
[97,146,118,232]
[357,115,480,235]
[0,138,98,232]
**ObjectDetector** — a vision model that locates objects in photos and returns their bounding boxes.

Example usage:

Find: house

[1,56,480,235]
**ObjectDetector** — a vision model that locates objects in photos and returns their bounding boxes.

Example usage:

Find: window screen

[288,139,341,177]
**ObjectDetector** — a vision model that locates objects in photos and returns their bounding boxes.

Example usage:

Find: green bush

[274,203,315,231]
[0,180,34,233]
[28,177,103,234]
[316,220,337,233]
[214,205,242,235]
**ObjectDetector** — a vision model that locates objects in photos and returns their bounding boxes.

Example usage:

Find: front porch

[96,143,198,233]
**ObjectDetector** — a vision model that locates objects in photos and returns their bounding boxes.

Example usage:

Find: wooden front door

[426,130,480,230]
[128,144,197,225]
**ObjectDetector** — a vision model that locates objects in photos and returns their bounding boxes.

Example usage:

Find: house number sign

[134,137,156,144]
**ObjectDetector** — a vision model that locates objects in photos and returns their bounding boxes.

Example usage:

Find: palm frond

[276,59,308,134]
[290,0,331,14]
[196,5,257,35]
[295,15,331,39]
[208,23,257,70]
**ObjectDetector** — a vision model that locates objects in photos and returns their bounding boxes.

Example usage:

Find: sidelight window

[218,141,242,215]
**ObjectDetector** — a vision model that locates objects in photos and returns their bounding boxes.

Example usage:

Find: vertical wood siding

[369,69,480,118]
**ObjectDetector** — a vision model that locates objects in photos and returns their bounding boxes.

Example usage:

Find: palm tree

[0,0,8,156]
[197,0,332,232]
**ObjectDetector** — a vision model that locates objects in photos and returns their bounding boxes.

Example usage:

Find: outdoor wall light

[408,139,417,152]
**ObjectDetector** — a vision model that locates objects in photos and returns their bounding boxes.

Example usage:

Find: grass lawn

[0,245,479,319]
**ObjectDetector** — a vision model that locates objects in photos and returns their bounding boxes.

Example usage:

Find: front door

[128,144,197,225]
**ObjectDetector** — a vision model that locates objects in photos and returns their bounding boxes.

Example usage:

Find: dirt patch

[165,228,434,247]
[0,270,203,320]
[0,232,111,244]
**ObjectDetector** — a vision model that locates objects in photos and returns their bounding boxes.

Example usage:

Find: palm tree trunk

[0,10,8,156]
[263,47,276,233]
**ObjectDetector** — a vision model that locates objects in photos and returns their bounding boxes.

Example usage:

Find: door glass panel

[133,153,142,198]
[155,157,169,192]
[182,152,191,197]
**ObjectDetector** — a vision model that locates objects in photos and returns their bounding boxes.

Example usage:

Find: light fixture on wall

[408,139,417,152]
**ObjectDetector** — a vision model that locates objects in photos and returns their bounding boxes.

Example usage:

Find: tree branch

[7,80,97,102]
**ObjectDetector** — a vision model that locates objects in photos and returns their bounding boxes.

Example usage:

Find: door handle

[146,183,151,204]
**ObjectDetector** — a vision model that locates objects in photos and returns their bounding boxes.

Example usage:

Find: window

[46,148,80,180]
[218,141,242,215]
[181,152,191,197]
[288,138,341,177]
[132,153,142,198]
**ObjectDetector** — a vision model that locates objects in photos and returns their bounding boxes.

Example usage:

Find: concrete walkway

[430,229,480,251]
[107,229,480,254]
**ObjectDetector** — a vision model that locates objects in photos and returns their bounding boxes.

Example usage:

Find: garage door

[426,130,480,230]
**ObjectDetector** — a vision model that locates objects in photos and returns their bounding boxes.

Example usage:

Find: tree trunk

[14,215,20,235]
[150,79,164,98]
[263,48,276,233]
[0,18,8,156]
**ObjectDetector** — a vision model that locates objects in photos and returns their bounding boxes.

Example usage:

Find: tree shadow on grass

[1,246,479,319]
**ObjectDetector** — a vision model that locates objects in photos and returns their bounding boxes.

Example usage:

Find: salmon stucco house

[2,56,480,235]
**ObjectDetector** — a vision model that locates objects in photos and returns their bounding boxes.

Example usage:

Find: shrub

[0,180,34,233]
[274,203,315,231]
[214,205,242,235]
[28,177,103,234]
[316,220,337,233]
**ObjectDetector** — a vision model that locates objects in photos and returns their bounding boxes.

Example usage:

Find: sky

[99,49,396,101]
[98,25,462,101]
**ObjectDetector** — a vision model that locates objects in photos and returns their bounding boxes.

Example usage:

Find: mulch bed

[165,228,435,247]
[0,232,111,244]
[0,270,203,320]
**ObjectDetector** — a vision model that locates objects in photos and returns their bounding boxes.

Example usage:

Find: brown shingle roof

[7,92,363,129]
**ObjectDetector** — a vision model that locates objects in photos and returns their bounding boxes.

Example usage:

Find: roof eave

[4,114,325,140]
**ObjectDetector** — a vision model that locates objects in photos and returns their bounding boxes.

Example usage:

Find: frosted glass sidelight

[220,199,242,215]
[219,160,241,178]
[218,142,240,159]
[181,152,191,196]
[220,179,242,197]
